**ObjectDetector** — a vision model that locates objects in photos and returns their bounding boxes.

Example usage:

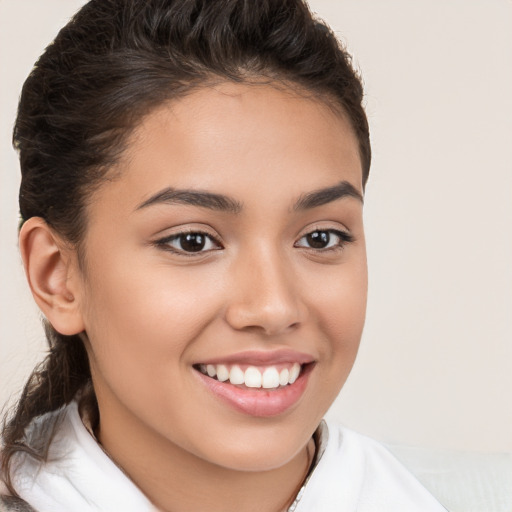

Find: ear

[19,217,85,336]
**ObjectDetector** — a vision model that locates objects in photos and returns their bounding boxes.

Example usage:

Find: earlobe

[19,217,85,336]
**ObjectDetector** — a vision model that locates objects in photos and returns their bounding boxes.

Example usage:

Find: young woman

[0,1,446,510]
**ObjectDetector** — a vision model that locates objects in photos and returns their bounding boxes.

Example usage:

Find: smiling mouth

[194,362,308,390]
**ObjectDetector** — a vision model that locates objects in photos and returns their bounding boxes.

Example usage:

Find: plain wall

[1,0,511,453]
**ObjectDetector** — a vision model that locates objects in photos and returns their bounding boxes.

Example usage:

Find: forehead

[89,82,363,219]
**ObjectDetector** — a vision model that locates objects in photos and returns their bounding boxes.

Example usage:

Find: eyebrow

[136,188,243,214]
[136,180,363,214]
[293,181,363,210]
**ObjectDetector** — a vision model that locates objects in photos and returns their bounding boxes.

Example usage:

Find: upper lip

[195,349,315,366]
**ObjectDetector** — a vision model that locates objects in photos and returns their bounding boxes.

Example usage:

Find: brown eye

[306,231,330,249]
[156,231,221,255]
[179,233,207,252]
[295,229,354,251]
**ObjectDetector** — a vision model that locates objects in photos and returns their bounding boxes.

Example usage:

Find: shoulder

[0,404,68,512]
[5,400,156,512]
[309,421,512,512]
[294,421,447,512]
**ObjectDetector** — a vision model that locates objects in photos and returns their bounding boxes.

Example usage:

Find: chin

[192,418,317,472]
[211,444,306,473]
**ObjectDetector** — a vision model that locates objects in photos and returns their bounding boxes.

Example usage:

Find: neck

[94,395,315,512]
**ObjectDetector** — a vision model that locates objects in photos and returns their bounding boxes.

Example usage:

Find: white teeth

[217,364,229,382]
[199,362,304,388]
[279,368,289,386]
[229,365,245,385]
[262,367,280,389]
[289,363,301,384]
[244,367,262,388]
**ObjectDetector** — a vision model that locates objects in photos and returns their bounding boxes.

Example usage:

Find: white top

[8,401,446,512]
[293,421,446,511]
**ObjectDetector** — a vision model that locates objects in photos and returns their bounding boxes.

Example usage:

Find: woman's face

[76,83,367,471]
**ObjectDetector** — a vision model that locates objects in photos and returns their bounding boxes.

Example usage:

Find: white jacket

[2,400,446,512]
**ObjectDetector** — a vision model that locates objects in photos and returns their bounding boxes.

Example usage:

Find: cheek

[308,254,368,348]
[80,258,225,387]
[305,253,367,405]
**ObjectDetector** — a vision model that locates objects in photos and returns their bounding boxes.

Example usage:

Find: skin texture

[20,83,367,512]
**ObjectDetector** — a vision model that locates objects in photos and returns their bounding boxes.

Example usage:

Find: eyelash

[154,228,354,256]
[154,230,222,257]
[294,229,354,252]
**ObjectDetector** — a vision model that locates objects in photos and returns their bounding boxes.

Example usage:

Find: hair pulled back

[2,0,370,495]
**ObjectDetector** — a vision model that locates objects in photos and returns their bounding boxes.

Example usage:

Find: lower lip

[195,365,313,417]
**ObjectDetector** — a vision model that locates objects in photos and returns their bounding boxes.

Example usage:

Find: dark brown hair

[2,0,370,495]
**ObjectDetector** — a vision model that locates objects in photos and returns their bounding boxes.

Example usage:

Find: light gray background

[1,0,511,453]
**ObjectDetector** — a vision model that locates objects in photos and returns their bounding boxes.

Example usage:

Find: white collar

[11,400,445,512]
[11,401,156,512]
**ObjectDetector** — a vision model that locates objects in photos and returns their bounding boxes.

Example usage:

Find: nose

[224,246,307,335]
